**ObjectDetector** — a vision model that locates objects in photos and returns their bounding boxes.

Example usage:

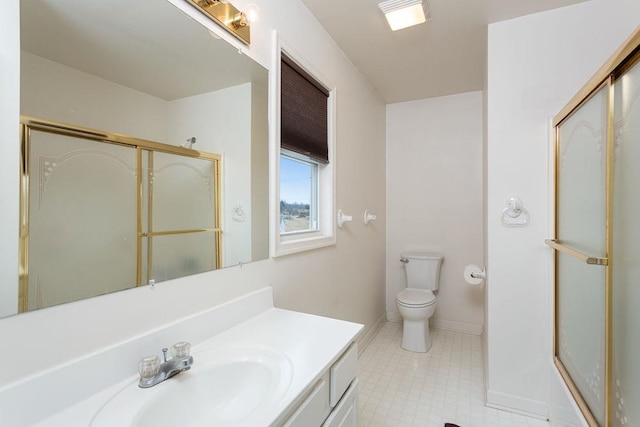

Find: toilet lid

[396,289,436,307]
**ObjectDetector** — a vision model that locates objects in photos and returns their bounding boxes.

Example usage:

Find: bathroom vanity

[0,288,363,426]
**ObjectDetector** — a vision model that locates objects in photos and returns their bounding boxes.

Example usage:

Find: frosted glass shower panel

[557,86,607,256]
[557,252,605,423]
[148,232,217,282]
[612,59,640,427]
[150,152,216,232]
[556,85,607,425]
[28,131,137,310]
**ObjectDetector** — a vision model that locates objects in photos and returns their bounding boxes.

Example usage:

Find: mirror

[10,0,269,317]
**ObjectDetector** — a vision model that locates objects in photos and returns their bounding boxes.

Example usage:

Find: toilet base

[401,319,432,353]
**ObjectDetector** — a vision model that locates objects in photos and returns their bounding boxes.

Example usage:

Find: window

[273,47,335,256]
[280,151,318,234]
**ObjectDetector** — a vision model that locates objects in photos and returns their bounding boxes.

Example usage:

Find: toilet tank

[402,252,444,290]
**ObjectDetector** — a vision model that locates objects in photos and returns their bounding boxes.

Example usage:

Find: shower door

[25,128,138,310]
[611,56,640,427]
[141,151,219,284]
[20,117,221,312]
[549,27,640,427]
[551,84,609,426]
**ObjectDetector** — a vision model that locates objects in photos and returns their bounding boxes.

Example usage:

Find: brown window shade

[281,55,329,164]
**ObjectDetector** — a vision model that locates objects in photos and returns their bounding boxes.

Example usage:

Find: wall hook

[232,203,245,222]
[337,209,353,229]
[364,210,377,225]
[501,196,530,227]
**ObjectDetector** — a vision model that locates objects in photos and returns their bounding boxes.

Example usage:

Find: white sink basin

[90,345,293,427]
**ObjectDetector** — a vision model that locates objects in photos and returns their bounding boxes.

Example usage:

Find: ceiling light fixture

[378,0,430,31]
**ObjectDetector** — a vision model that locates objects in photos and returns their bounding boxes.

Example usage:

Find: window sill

[274,233,336,257]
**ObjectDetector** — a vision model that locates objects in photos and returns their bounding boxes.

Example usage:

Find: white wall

[486,0,640,420]
[251,81,270,262]
[21,52,168,142]
[0,0,386,389]
[386,91,484,334]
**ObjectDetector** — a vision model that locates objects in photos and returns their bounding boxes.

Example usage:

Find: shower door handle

[544,239,608,266]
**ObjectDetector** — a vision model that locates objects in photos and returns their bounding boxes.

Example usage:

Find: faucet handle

[171,341,191,359]
[138,355,160,379]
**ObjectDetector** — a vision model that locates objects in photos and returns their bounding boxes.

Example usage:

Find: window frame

[270,38,336,257]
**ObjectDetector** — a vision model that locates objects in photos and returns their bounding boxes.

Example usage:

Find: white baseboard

[386,311,483,335]
[486,389,549,420]
[431,318,483,335]
[357,313,387,354]
[386,311,402,322]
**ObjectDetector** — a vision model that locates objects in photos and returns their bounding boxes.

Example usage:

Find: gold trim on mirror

[186,0,250,45]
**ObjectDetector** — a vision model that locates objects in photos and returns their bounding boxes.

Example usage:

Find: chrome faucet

[138,342,194,388]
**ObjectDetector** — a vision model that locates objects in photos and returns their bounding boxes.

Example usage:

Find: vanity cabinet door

[329,343,358,407]
[283,375,331,427]
[283,342,359,427]
[322,379,359,427]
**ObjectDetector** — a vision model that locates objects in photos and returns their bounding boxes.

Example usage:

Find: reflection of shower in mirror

[181,137,197,149]
[232,204,246,222]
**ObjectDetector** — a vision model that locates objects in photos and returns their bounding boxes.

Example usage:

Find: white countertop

[32,307,363,426]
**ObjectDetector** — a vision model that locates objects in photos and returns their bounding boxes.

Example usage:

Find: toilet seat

[396,288,436,307]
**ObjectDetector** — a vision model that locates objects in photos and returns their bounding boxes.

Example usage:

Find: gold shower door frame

[548,28,640,426]
[19,116,222,313]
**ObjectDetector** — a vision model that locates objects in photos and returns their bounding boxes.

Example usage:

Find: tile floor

[358,322,550,427]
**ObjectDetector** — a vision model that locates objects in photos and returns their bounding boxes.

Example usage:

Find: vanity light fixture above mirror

[187,0,254,45]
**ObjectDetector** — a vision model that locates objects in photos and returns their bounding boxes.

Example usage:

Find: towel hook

[364,210,377,225]
[337,209,353,228]
[501,196,530,227]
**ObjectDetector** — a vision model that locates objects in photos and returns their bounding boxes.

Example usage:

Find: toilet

[396,252,443,352]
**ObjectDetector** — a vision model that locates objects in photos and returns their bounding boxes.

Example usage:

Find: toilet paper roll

[464,264,485,286]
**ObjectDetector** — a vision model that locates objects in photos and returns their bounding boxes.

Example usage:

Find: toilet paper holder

[464,264,486,286]
[470,269,486,280]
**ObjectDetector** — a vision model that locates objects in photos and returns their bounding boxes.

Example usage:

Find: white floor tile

[357,322,549,427]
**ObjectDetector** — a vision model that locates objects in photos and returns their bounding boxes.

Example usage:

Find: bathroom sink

[90,345,293,427]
